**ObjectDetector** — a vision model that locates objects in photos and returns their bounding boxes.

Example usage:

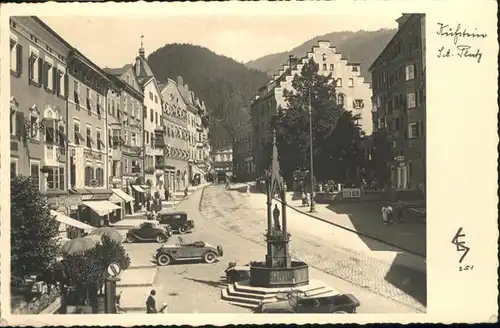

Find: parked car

[157,211,194,234]
[254,290,360,313]
[225,262,251,283]
[126,221,172,243]
[155,237,223,266]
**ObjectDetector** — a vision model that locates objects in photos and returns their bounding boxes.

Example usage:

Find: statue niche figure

[273,204,282,231]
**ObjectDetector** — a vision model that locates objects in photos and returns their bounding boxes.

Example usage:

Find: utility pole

[308,85,316,213]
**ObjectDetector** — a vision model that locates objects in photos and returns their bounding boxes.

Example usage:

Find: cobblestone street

[200,185,426,312]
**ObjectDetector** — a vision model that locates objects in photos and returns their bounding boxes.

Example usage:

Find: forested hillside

[147,43,269,148]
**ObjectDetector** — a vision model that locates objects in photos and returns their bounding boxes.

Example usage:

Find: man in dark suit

[146,289,157,313]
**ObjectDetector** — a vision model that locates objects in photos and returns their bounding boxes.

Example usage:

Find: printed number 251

[459,265,474,271]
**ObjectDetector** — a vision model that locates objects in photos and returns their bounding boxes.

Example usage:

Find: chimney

[177,76,183,86]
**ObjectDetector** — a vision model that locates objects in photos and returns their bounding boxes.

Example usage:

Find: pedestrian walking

[183,186,188,199]
[116,291,126,313]
[246,184,250,196]
[381,205,393,225]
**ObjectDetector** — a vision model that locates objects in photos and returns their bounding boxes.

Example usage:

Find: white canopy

[111,188,135,202]
[82,201,121,216]
[50,210,94,233]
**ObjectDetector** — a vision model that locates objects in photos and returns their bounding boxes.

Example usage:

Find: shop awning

[111,189,135,203]
[50,210,95,233]
[82,201,121,216]
[131,185,146,193]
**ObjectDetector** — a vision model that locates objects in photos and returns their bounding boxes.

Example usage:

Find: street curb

[117,283,154,288]
[129,265,157,269]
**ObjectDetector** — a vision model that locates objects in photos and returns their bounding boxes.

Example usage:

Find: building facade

[160,77,190,191]
[9,18,214,230]
[9,16,71,211]
[232,120,254,182]
[251,41,372,178]
[211,147,233,173]
[104,65,145,193]
[369,14,426,191]
[133,43,166,193]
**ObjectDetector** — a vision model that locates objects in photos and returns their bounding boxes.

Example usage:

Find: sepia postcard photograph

[0,1,498,326]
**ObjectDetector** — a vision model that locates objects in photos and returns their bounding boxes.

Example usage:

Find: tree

[57,235,131,313]
[274,58,364,183]
[370,130,393,188]
[11,176,60,281]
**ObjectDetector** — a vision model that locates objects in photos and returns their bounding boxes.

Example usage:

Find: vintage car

[157,211,195,234]
[126,221,172,243]
[154,237,224,266]
[254,291,360,314]
[225,262,251,283]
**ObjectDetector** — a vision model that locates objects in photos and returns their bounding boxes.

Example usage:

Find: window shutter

[64,73,69,97]
[16,44,23,74]
[52,68,58,95]
[37,58,43,85]
[42,61,48,88]
[15,112,25,137]
[28,54,34,81]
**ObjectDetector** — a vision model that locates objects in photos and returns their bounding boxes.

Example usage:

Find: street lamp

[308,85,316,213]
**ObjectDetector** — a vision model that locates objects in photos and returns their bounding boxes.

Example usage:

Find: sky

[39,14,399,69]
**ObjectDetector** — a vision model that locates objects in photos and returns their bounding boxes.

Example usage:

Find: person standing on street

[381,205,393,225]
[146,289,157,313]
[183,186,188,199]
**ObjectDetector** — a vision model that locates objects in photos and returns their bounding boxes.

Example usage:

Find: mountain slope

[147,43,270,149]
[246,29,396,83]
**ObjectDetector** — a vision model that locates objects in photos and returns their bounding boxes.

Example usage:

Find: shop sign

[343,188,361,198]
[84,150,103,161]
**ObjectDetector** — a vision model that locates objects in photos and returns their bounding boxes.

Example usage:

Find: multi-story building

[9,17,72,212]
[176,77,207,184]
[232,119,254,182]
[369,14,426,191]
[211,147,233,174]
[193,99,212,179]
[251,41,373,177]
[133,41,166,193]
[66,48,118,226]
[104,65,145,195]
[160,77,190,192]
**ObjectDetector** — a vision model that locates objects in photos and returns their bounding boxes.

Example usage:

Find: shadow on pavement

[326,202,426,257]
[385,253,427,307]
[183,277,226,289]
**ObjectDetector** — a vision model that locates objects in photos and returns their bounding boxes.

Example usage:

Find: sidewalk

[283,195,426,258]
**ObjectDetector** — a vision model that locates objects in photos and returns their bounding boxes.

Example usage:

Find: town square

[7,12,428,316]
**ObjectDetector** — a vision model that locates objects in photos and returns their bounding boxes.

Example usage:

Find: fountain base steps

[221,279,340,308]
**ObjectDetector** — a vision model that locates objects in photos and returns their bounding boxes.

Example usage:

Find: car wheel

[126,235,135,243]
[156,234,167,243]
[203,251,217,264]
[157,253,172,266]
[178,225,187,234]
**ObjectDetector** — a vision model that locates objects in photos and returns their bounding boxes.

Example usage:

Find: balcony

[44,145,59,167]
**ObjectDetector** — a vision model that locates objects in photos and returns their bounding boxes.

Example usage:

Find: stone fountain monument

[249,131,309,288]
[221,130,338,308]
